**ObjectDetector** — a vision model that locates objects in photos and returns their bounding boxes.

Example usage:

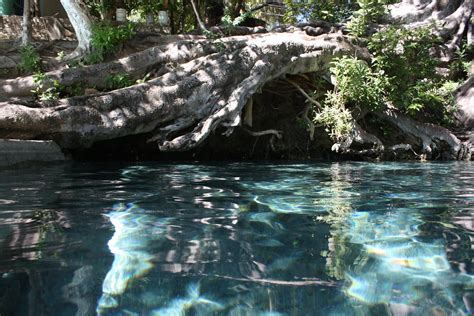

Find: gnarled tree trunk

[0,32,369,149]
[1,0,472,160]
[388,0,473,60]
[59,0,94,59]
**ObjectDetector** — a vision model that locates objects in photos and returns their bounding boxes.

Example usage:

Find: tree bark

[387,0,473,59]
[0,32,369,150]
[376,108,470,160]
[0,36,211,98]
[455,77,474,131]
[191,0,208,32]
[59,0,95,59]
[1,3,472,160]
[21,0,32,45]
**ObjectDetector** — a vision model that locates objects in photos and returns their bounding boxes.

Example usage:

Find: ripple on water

[0,162,473,315]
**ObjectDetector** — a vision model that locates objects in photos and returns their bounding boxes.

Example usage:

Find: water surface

[0,162,473,315]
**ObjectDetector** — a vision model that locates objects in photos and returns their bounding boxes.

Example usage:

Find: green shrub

[405,80,459,125]
[449,41,470,81]
[330,56,388,110]
[31,73,60,102]
[106,73,133,90]
[18,44,41,73]
[347,0,387,37]
[313,56,387,142]
[314,91,354,142]
[318,25,458,127]
[85,22,136,64]
[367,25,448,116]
[221,10,253,27]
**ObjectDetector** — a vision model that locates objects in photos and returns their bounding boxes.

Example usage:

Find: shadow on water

[0,162,473,315]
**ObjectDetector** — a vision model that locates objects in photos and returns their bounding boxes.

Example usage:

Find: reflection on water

[97,203,170,313]
[0,162,473,315]
[151,282,224,315]
[344,210,474,314]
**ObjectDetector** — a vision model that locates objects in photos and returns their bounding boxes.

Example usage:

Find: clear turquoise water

[0,162,473,315]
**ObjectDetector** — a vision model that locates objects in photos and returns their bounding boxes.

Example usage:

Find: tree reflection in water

[97,202,171,314]
[4,163,471,315]
[96,165,330,315]
[319,163,474,315]
[94,163,474,315]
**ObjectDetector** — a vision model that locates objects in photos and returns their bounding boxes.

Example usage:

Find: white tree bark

[0,19,471,160]
[0,32,369,150]
[59,0,94,59]
[21,0,32,45]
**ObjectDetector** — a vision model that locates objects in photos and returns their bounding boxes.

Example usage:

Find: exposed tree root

[246,63,469,161]
[376,108,471,160]
[455,77,474,130]
[341,143,422,159]
[285,79,319,140]
[301,105,316,141]
[0,32,368,151]
[286,78,321,109]
[1,20,471,161]
[243,127,283,139]
[387,0,473,60]
[242,126,284,153]
[243,97,254,127]
[0,36,218,98]
[331,121,384,153]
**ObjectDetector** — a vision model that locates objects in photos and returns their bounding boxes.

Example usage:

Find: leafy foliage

[449,40,471,81]
[283,0,353,24]
[317,24,460,131]
[86,22,136,64]
[368,25,439,98]
[314,92,354,142]
[313,56,387,142]
[31,73,84,102]
[18,45,41,74]
[346,0,387,36]
[31,73,60,102]
[330,56,388,110]
[106,73,133,90]
[126,0,173,12]
[368,26,459,122]
[83,0,117,19]
[221,10,253,27]
[404,80,460,124]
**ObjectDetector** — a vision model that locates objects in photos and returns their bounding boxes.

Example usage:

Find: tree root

[285,78,321,109]
[386,0,473,61]
[243,97,253,127]
[0,38,222,98]
[158,58,274,151]
[301,105,315,141]
[331,121,384,153]
[0,32,366,150]
[376,108,471,160]
[242,126,284,153]
[285,79,319,140]
[243,127,283,139]
[455,77,474,130]
[341,143,422,159]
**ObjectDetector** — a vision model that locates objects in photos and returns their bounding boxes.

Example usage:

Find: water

[0,162,473,316]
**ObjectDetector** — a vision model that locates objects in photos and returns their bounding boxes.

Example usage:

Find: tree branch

[190,0,209,33]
